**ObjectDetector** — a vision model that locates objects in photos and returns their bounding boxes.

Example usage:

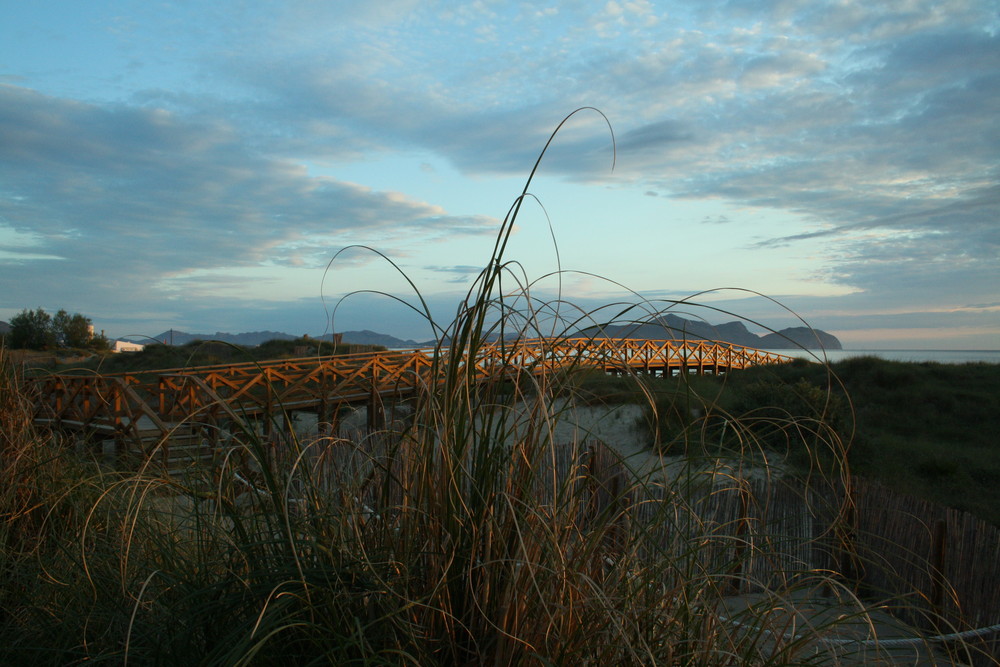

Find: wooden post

[317,400,329,435]
[158,376,167,417]
[368,389,385,431]
[263,369,274,440]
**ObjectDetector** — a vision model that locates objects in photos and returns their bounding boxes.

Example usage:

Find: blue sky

[1,1,997,348]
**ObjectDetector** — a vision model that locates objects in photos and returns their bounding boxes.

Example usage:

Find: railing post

[82,380,91,421]
[368,365,384,431]
[54,377,64,418]
[158,376,167,418]
[263,368,274,440]
[113,385,123,431]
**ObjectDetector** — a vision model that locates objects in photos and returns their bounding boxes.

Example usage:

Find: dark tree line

[5,308,110,351]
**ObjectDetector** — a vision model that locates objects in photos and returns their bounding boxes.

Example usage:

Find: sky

[1,1,997,349]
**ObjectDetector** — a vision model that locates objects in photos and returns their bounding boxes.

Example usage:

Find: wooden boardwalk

[27,338,793,456]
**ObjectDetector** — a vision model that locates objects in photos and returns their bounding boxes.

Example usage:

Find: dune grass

[2,111,982,665]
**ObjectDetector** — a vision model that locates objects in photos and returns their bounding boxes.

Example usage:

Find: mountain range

[139,316,841,350]
[577,315,841,350]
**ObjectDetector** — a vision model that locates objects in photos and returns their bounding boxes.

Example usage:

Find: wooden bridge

[27,338,793,466]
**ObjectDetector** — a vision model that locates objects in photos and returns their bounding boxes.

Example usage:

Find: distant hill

[0,320,10,335]
[579,314,842,350]
[134,317,840,351]
[758,327,842,350]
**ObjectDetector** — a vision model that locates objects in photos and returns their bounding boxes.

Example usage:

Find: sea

[779,349,1000,365]
[393,345,1000,364]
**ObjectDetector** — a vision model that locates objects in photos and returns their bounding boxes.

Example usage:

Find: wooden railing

[27,338,793,448]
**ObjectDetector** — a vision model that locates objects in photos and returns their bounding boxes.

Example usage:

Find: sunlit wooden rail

[27,338,793,459]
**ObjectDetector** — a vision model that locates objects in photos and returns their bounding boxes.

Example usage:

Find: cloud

[616,119,693,153]
[3,0,997,345]
[738,51,827,89]
[0,84,495,320]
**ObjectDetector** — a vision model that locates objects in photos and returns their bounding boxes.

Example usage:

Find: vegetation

[2,112,985,664]
[569,356,999,526]
[51,336,387,375]
[723,357,1000,526]
[7,307,110,351]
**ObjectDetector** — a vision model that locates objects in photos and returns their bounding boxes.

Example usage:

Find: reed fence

[849,477,1000,665]
[212,422,1000,664]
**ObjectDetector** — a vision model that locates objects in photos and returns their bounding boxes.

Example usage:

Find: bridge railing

[472,338,793,374]
[27,338,794,446]
[30,373,172,442]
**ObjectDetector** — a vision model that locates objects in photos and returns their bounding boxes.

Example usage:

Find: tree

[90,332,112,352]
[53,309,93,348]
[8,307,106,351]
[9,308,56,350]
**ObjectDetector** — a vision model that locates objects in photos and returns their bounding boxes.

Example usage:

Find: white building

[113,340,145,353]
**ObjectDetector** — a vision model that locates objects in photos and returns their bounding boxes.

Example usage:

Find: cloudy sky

[2,1,997,348]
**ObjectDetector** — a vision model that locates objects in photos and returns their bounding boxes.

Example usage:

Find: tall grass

[1,111,979,665]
